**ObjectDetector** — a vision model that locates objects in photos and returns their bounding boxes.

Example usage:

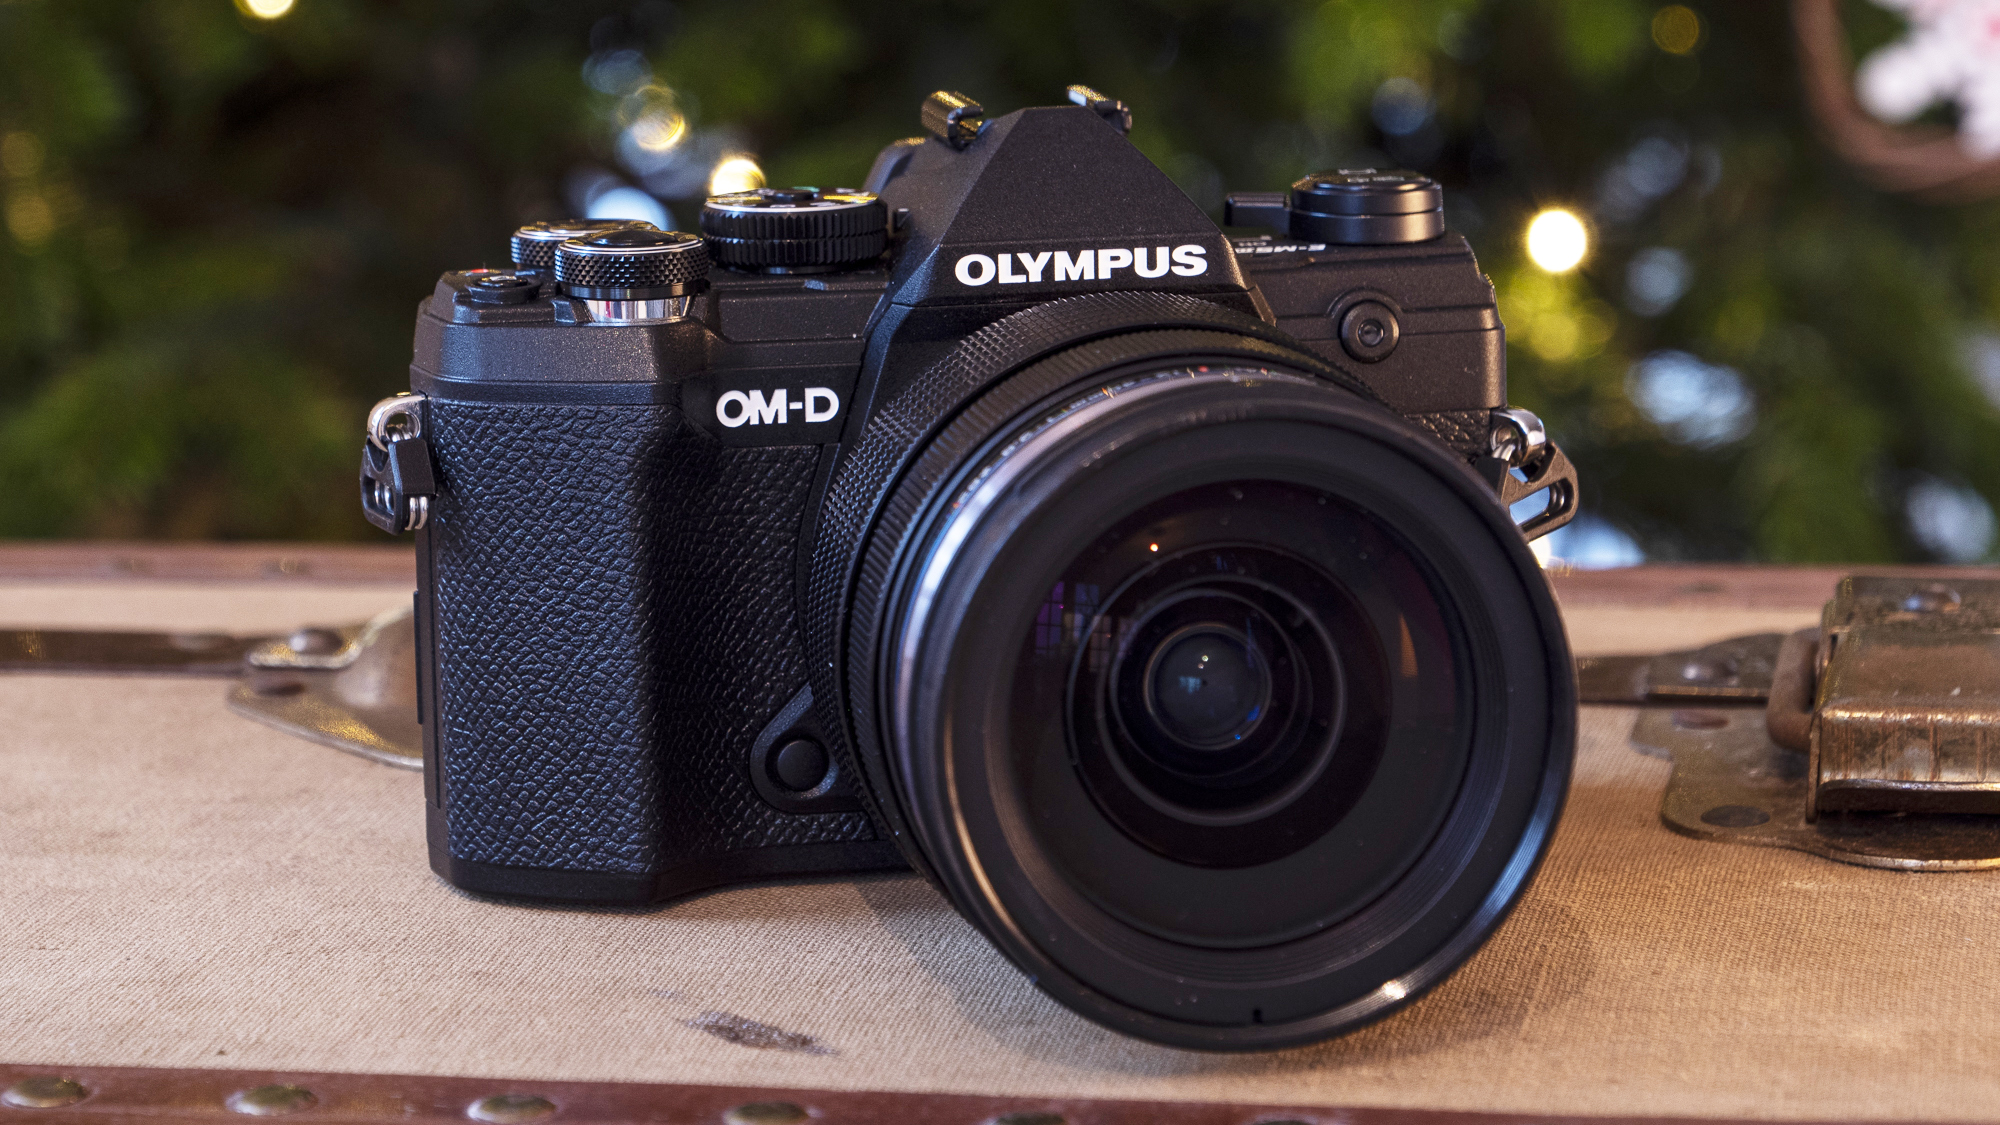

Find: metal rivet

[2,1078,88,1109]
[226,1085,317,1116]
[1702,804,1771,828]
[993,1114,1066,1125]
[723,1103,809,1125]
[467,1094,555,1124]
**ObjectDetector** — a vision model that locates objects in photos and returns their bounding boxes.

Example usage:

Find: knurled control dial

[511,219,658,272]
[553,227,710,300]
[700,187,889,272]
[1289,170,1443,244]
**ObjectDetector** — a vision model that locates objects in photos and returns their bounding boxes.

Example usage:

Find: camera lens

[1056,493,1399,873]
[1140,624,1268,750]
[825,312,1573,1050]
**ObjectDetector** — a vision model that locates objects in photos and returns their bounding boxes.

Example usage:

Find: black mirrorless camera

[360,88,1579,1050]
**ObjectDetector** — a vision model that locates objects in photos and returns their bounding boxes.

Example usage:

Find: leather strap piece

[0,1064,1854,1125]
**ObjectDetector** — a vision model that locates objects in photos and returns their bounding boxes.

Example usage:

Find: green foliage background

[1,0,1996,558]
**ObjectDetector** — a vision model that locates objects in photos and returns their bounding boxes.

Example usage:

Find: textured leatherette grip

[426,399,876,884]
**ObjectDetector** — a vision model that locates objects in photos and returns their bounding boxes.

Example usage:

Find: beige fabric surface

[7,581,1985,1118]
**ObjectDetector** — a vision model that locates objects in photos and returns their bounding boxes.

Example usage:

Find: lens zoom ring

[555,242,709,290]
[708,231,889,268]
[701,201,887,242]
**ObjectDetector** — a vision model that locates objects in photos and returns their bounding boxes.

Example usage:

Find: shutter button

[553,227,709,325]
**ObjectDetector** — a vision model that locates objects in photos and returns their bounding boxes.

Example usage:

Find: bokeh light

[235,0,296,20]
[709,156,765,195]
[586,186,670,229]
[1651,5,1702,55]
[1,133,45,178]
[1525,209,1588,272]
[628,111,687,154]
[1906,476,1997,561]
[620,86,688,154]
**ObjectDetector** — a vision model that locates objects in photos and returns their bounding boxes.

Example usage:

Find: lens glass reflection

[1144,625,1268,750]
[1004,477,1469,946]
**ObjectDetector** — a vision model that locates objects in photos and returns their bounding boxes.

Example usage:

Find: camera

[360,88,1579,1050]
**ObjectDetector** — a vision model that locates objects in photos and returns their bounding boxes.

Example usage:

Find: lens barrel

[810,293,1573,1050]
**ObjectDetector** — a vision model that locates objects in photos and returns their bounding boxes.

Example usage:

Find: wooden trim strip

[0,543,415,584]
[1548,564,2000,610]
[0,1064,1905,1125]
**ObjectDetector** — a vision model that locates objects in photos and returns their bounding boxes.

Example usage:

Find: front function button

[771,738,831,792]
[1338,300,1401,362]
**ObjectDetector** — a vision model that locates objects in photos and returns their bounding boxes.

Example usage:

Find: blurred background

[2,0,1998,564]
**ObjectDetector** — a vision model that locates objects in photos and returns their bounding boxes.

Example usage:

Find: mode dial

[700,187,889,272]
[511,219,658,272]
[553,227,709,300]
[1287,170,1443,244]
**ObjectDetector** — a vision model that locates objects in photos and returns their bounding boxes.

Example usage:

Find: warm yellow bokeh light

[709,156,766,195]
[1651,5,1702,55]
[1,133,45,179]
[5,193,54,247]
[236,0,296,18]
[1525,209,1588,273]
[630,111,687,153]
[620,86,688,153]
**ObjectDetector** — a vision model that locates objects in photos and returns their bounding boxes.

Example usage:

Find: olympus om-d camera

[361,87,1579,1050]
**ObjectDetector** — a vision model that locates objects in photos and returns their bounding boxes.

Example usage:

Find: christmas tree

[2,0,1996,561]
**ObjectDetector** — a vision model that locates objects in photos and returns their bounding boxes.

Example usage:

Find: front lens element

[1043,482,1413,886]
[1141,623,1269,751]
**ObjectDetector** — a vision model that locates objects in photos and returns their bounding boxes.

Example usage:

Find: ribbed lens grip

[554,229,709,298]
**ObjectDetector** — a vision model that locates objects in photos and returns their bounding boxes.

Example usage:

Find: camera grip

[422,398,885,903]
